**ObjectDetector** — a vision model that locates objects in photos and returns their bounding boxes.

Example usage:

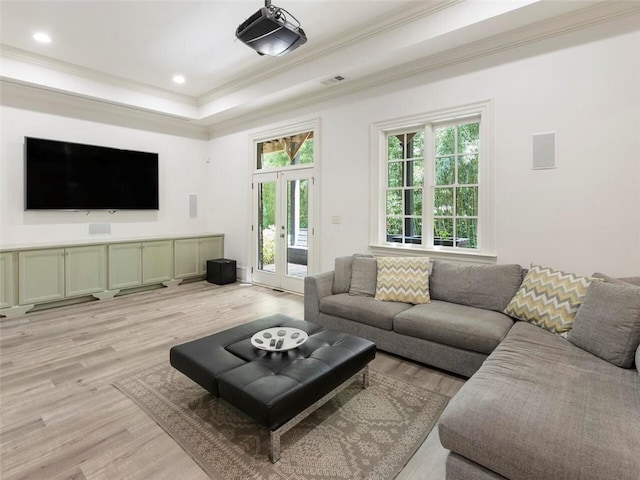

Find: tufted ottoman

[169,314,376,462]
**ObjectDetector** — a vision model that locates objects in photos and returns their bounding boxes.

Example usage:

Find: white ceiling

[1,0,639,133]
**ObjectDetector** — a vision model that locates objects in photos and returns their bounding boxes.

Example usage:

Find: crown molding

[0,45,197,106]
[0,79,209,140]
[197,0,464,105]
[206,1,640,133]
[2,0,637,137]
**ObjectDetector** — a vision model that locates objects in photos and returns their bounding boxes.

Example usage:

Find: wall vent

[320,75,345,86]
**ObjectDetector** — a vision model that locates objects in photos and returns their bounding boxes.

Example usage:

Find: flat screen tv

[25,137,159,210]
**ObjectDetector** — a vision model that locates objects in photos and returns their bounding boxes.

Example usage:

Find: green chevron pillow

[504,264,594,335]
[375,257,431,304]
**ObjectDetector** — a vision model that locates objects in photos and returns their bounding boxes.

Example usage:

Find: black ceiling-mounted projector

[236,0,307,57]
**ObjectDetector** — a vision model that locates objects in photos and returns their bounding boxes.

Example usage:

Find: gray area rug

[114,362,449,480]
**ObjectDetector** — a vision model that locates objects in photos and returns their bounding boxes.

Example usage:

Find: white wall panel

[207,23,640,277]
[0,108,209,246]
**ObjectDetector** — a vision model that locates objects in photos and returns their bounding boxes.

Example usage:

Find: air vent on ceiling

[320,75,345,86]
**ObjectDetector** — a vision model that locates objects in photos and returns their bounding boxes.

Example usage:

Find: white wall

[208,20,640,277]
[0,107,211,247]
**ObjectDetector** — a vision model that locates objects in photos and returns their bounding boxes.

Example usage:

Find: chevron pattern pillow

[375,257,431,304]
[504,264,594,335]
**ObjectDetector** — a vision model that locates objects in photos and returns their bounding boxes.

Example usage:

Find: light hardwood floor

[0,281,465,480]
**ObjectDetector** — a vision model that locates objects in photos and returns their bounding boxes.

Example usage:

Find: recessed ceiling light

[33,32,52,44]
[172,75,186,84]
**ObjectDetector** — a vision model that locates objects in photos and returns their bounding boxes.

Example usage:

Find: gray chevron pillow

[374,257,431,305]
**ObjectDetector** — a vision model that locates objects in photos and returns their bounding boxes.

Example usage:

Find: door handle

[280,234,285,238]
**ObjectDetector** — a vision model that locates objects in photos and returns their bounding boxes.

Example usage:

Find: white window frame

[370,100,495,262]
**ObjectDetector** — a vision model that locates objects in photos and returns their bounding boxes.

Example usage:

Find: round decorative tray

[250,327,308,352]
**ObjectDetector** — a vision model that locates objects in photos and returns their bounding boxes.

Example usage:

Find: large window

[386,131,424,244]
[432,120,479,249]
[372,101,494,257]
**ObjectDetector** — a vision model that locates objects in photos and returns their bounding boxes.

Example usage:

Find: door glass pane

[286,178,308,278]
[257,182,276,272]
[257,131,314,169]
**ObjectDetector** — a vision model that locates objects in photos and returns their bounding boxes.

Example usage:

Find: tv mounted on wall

[25,137,159,211]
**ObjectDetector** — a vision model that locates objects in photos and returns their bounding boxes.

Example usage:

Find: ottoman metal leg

[269,365,370,463]
[270,430,281,463]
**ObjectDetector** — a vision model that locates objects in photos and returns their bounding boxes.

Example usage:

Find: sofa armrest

[304,270,334,323]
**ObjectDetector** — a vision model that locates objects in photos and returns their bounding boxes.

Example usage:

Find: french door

[252,168,313,293]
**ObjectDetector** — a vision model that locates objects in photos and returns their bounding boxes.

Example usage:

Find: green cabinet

[174,236,223,279]
[142,241,174,284]
[2,234,223,315]
[18,249,65,305]
[65,245,107,297]
[108,240,173,290]
[18,245,107,305]
[0,252,17,309]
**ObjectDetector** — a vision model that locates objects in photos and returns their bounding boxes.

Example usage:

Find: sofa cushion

[332,256,354,294]
[393,301,513,354]
[348,256,377,297]
[429,260,523,312]
[592,271,631,286]
[439,321,640,480]
[568,281,640,368]
[504,264,593,335]
[375,256,431,304]
[319,293,412,330]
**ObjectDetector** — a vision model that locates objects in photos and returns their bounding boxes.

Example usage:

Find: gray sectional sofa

[304,255,640,480]
[304,255,525,377]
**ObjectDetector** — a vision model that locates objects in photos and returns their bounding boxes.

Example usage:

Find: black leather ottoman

[169,314,376,462]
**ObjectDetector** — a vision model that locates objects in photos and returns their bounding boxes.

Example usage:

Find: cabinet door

[0,252,17,308]
[65,245,107,297]
[142,241,173,285]
[173,239,200,279]
[19,249,65,304]
[199,236,224,274]
[108,243,142,290]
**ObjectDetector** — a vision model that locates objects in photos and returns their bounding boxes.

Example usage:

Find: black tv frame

[24,137,159,211]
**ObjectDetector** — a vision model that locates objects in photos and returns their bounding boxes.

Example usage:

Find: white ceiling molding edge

[206,2,640,135]
[197,0,464,104]
[0,45,196,106]
[1,1,638,139]
[0,80,209,140]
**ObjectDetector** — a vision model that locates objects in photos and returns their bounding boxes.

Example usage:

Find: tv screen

[25,137,159,210]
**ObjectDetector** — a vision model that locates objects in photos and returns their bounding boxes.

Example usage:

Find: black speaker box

[207,258,236,285]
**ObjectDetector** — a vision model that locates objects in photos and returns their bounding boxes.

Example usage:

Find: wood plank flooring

[0,281,465,480]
